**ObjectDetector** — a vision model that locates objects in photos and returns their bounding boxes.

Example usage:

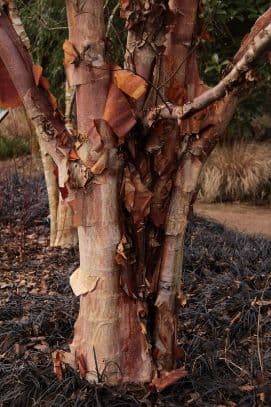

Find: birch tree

[0,0,271,388]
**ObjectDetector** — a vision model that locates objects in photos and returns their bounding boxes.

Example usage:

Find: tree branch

[106,2,119,37]
[182,21,271,119]
[144,12,271,126]
[3,0,31,51]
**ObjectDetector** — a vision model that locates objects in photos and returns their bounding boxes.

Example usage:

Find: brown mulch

[0,173,271,406]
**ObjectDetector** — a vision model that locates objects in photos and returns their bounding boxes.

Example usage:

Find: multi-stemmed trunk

[1,0,271,387]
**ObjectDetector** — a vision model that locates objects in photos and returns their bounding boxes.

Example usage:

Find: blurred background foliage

[15,0,68,107]
[199,0,271,141]
[13,0,271,140]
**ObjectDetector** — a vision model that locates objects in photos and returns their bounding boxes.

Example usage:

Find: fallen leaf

[18,280,26,287]
[254,300,271,306]
[33,343,49,353]
[52,351,63,380]
[152,367,187,391]
[229,311,241,326]
[259,392,265,402]
[239,384,255,392]
[77,354,87,378]
[0,283,12,289]
[14,343,23,355]
[186,392,201,404]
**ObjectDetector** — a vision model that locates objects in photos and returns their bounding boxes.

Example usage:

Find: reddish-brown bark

[2,0,78,248]
[63,0,153,383]
[1,0,271,387]
[0,12,74,179]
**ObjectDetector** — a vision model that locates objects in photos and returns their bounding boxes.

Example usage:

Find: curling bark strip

[63,0,153,383]
[146,16,271,123]
[181,22,271,119]
[152,7,271,373]
[4,0,78,248]
[152,0,201,372]
[1,0,271,388]
[0,12,71,168]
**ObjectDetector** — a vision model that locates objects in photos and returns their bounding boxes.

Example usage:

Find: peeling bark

[64,81,75,134]
[62,0,153,383]
[3,2,78,248]
[39,135,78,248]
[181,21,271,119]
[122,0,168,109]
[40,144,58,245]
[1,0,271,387]
[147,0,200,372]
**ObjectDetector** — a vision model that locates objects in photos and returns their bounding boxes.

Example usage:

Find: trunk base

[57,292,155,385]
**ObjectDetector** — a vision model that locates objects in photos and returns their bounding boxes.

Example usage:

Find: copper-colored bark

[63,0,153,383]
[1,0,271,387]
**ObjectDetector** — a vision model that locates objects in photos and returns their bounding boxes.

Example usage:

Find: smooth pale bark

[40,146,77,248]
[64,81,75,134]
[68,176,153,383]
[54,194,78,247]
[153,94,238,371]
[40,144,58,244]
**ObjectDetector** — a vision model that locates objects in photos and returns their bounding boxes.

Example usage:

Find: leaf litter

[0,170,271,406]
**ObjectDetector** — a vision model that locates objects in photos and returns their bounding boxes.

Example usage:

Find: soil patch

[195,202,271,239]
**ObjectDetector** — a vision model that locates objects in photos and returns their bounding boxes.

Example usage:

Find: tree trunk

[62,0,153,382]
[40,145,77,247]
[1,0,271,388]
[64,81,75,134]
[6,0,78,248]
